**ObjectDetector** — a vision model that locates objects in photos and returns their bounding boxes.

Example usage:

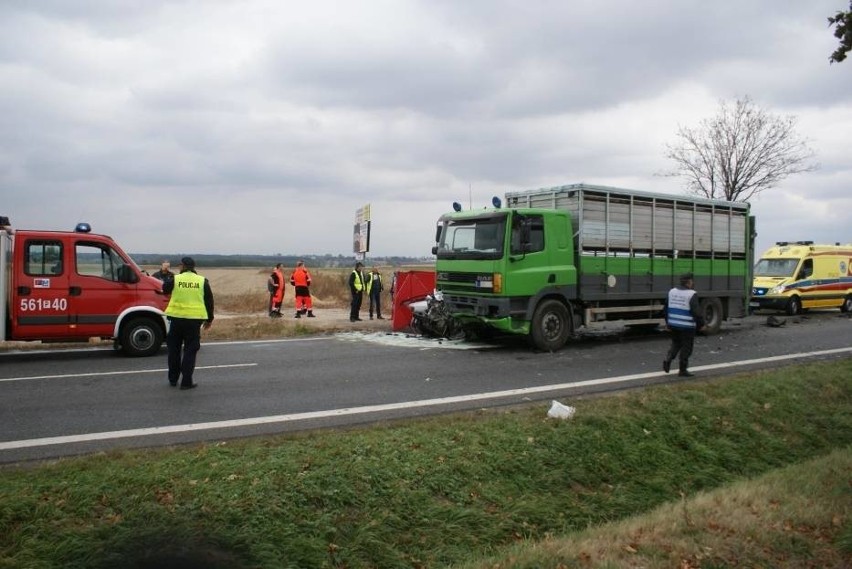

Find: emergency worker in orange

[290,260,315,318]
[268,263,285,318]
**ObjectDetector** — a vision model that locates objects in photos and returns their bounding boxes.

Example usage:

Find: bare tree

[663,97,818,202]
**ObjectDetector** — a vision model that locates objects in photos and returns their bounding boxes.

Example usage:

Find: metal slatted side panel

[504,184,749,258]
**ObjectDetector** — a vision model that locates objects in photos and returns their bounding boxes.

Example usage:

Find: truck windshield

[754,258,799,277]
[436,214,507,260]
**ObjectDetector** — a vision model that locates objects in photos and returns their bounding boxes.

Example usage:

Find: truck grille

[437,272,492,293]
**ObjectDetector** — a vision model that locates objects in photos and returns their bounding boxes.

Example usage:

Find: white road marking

[0,363,257,382]
[1,347,850,451]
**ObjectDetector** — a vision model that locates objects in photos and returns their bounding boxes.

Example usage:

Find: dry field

[148,265,401,339]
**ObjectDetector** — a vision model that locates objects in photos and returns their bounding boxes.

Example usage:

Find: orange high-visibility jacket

[290,267,312,288]
[271,268,285,303]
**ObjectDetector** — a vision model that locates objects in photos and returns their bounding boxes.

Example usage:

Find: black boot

[663,359,671,373]
[678,362,694,377]
[307,310,315,318]
[295,311,301,318]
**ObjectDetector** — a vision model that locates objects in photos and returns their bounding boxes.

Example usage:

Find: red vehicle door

[11,234,72,339]
[67,238,139,338]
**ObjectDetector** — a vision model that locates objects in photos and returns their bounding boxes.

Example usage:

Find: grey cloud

[1,1,850,257]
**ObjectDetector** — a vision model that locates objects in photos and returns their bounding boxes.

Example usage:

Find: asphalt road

[1,311,850,464]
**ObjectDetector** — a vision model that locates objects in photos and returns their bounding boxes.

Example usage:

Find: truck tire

[529,299,572,352]
[785,295,802,316]
[120,317,165,357]
[699,297,723,335]
[841,295,852,313]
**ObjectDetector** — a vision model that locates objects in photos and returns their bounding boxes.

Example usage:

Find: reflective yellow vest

[165,271,208,319]
[366,272,381,294]
[352,270,364,292]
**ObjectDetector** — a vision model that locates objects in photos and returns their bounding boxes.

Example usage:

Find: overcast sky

[2,1,850,260]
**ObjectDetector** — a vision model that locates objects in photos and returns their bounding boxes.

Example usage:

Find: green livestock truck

[431,183,754,351]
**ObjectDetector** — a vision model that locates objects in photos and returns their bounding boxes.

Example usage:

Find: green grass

[454,447,852,568]
[1,359,850,568]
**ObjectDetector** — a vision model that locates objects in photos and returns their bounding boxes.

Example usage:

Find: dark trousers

[350,291,363,320]
[369,291,382,317]
[167,317,203,386]
[666,328,696,369]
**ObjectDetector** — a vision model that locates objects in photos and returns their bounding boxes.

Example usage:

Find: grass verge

[455,447,851,568]
[1,359,850,568]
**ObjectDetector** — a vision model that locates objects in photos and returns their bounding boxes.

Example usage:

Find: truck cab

[751,241,852,315]
[1,220,169,356]
[434,207,576,333]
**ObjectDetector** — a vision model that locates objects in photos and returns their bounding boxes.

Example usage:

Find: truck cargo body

[433,184,753,350]
[1,224,169,356]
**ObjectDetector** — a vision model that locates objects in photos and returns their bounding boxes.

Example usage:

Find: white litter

[333,331,495,350]
[547,400,576,420]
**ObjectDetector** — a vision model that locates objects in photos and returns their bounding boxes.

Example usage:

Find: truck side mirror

[117,264,139,284]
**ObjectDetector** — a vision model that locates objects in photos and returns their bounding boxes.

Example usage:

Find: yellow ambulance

[751,241,852,315]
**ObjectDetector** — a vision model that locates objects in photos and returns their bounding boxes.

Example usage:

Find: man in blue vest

[663,273,705,377]
[163,256,214,390]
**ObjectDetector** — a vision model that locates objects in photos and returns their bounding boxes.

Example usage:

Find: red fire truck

[1,216,169,356]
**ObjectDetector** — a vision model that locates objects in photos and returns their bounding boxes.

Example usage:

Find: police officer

[663,273,705,377]
[366,266,384,320]
[349,261,365,322]
[163,256,214,390]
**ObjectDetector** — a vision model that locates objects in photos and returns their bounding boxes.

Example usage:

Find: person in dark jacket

[348,262,365,322]
[662,273,705,377]
[151,261,174,286]
[163,257,214,390]
[366,266,384,320]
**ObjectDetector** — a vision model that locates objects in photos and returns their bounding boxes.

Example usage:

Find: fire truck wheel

[698,297,723,335]
[841,295,852,313]
[120,317,165,357]
[529,299,572,352]
[785,296,802,316]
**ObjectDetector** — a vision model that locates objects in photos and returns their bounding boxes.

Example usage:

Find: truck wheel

[785,296,802,316]
[841,295,852,313]
[699,297,723,335]
[529,299,572,352]
[120,317,164,357]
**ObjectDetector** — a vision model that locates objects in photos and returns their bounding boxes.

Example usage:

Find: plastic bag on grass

[547,400,576,420]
